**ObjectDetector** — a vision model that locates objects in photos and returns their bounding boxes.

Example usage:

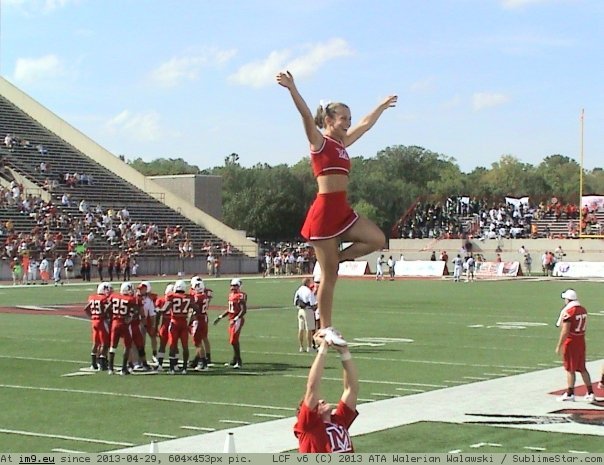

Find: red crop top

[310,136,350,177]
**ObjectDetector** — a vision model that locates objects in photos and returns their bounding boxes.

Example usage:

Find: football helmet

[174,280,186,293]
[138,281,151,292]
[97,282,111,295]
[164,283,174,295]
[230,278,242,287]
[192,278,205,293]
[120,282,135,295]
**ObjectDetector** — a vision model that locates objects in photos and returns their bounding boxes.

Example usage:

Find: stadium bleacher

[0,94,241,258]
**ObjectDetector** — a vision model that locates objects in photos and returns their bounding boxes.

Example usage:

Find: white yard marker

[143,433,177,439]
[219,420,251,425]
[52,449,85,453]
[524,446,546,451]
[0,428,133,446]
[253,413,285,419]
[0,384,295,411]
[180,426,216,432]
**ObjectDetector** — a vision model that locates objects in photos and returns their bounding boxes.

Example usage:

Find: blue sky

[1,0,603,173]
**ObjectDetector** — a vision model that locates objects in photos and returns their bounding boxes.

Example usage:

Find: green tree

[128,157,201,176]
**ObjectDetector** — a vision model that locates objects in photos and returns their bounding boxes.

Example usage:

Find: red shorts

[110,320,132,349]
[301,191,358,241]
[228,318,244,345]
[189,315,209,346]
[145,316,156,337]
[91,319,110,346]
[159,320,170,346]
[130,321,144,349]
[562,338,586,372]
[168,318,189,350]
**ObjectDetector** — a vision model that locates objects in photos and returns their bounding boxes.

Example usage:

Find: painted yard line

[524,447,547,451]
[283,374,448,388]
[18,305,57,311]
[370,393,399,398]
[0,384,296,412]
[253,413,286,419]
[62,372,95,377]
[64,315,89,322]
[483,373,506,376]
[143,433,177,439]
[0,428,134,446]
[357,398,376,402]
[52,448,85,453]
[442,380,467,384]
[568,450,588,454]
[463,376,489,381]
[0,354,87,364]
[180,426,216,432]
[394,388,425,393]
[219,420,252,425]
[500,368,527,373]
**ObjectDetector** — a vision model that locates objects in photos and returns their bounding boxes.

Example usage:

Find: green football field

[1,276,604,453]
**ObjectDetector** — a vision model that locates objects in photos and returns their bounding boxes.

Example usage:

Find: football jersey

[87,294,109,321]
[166,292,195,320]
[108,293,139,322]
[227,291,247,320]
[561,304,588,339]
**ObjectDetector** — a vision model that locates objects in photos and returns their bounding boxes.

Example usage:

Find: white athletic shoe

[233,363,241,369]
[585,393,595,402]
[323,327,347,347]
[299,347,304,353]
[557,392,575,402]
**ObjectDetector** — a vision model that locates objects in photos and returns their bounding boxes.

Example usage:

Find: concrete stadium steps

[0,95,238,257]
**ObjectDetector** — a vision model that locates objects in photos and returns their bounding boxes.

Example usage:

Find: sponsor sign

[553,261,604,278]
[394,260,445,277]
[312,260,368,278]
[475,261,520,278]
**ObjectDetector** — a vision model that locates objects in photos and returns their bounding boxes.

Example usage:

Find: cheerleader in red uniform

[277,71,396,344]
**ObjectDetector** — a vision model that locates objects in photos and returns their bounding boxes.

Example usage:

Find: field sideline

[2,275,604,453]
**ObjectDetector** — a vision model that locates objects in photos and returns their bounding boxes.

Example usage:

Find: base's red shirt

[293,400,358,453]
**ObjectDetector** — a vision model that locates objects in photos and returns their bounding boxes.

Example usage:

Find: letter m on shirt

[325,424,352,452]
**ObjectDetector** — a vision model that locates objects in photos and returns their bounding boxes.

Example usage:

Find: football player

[84,282,112,370]
[214,278,247,369]
[164,280,196,374]
[107,282,139,375]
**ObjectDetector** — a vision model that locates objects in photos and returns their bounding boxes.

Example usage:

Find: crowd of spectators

[393,196,601,241]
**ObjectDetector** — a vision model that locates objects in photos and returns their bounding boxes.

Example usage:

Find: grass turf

[1,277,603,452]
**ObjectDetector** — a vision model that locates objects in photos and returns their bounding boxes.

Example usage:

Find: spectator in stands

[61,193,71,207]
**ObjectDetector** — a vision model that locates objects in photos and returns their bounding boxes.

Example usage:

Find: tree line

[128,147,604,240]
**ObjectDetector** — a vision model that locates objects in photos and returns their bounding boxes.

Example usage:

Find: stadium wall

[360,238,604,273]
[0,77,257,258]
[0,255,259,282]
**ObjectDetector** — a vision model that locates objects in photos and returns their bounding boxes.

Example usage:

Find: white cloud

[105,110,162,142]
[13,54,65,83]
[151,48,237,87]
[472,92,510,111]
[501,0,556,9]
[3,0,79,12]
[229,38,354,88]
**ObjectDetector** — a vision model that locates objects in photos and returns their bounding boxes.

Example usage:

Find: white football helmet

[139,281,151,292]
[192,277,205,293]
[230,278,242,287]
[164,283,174,295]
[97,282,111,295]
[120,282,134,295]
[174,280,186,293]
